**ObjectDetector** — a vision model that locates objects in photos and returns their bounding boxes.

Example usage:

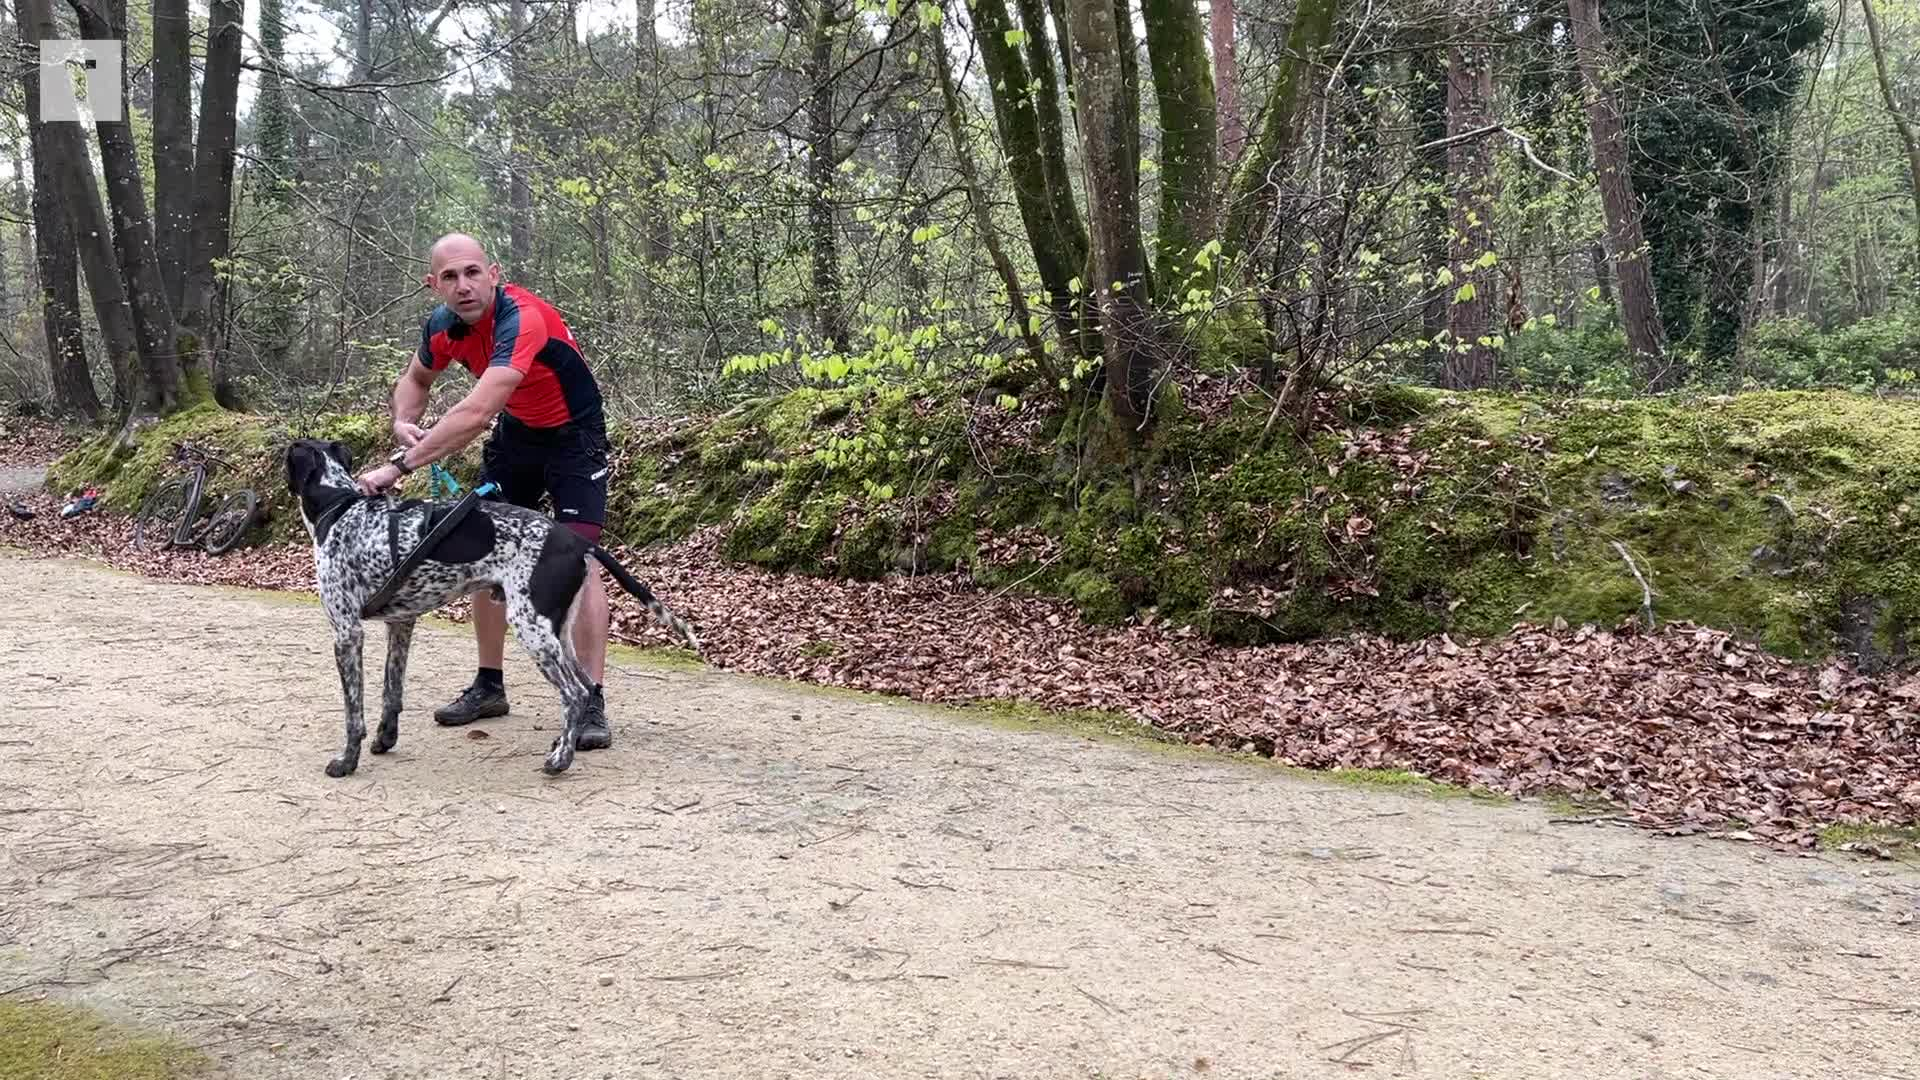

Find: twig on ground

[1611,540,1656,629]
[1076,985,1123,1014]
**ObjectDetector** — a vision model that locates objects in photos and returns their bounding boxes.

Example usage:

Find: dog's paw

[373,713,400,754]
[324,755,357,778]
[542,739,575,775]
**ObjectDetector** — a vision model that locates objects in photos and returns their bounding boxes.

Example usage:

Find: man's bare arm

[403,365,522,467]
[392,359,436,446]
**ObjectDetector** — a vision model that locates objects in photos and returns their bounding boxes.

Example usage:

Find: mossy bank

[41,384,1920,665]
[44,403,487,546]
[597,380,1920,666]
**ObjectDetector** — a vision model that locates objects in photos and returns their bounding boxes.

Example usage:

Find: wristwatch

[389,447,416,475]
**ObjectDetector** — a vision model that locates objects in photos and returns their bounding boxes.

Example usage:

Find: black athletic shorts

[479,412,610,541]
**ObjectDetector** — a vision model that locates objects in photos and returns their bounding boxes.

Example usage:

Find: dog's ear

[284,442,320,494]
[325,440,354,471]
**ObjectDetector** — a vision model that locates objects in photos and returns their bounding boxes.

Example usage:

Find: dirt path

[2,554,1914,1080]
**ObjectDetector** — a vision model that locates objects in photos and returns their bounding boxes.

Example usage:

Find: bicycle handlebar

[173,441,234,471]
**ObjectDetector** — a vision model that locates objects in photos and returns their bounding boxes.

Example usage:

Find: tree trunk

[1142,0,1217,275]
[508,0,533,276]
[69,0,182,411]
[344,0,378,320]
[180,0,243,401]
[1567,0,1668,386]
[11,140,33,307]
[1011,0,1086,288]
[253,0,294,372]
[592,199,614,330]
[1412,43,1449,351]
[1224,0,1338,259]
[1209,0,1243,165]
[1800,1,1849,321]
[20,0,135,415]
[1045,0,1075,98]
[151,0,192,314]
[1859,0,1920,272]
[932,10,1054,372]
[0,178,11,329]
[1112,0,1141,198]
[1590,240,1615,306]
[1066,0,1159,422]
[802,0,848,348]
[968,0,1092,355]
[1442,4,1498,390]
[18,123,95,417]
[895,106,931,301]
[635,0,669,263]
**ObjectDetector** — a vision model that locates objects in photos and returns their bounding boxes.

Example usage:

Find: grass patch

[1818,823,1920,865]
[604,640,707,672]
[0,1000,207,1080]
[1317,766,1512,803]
[957,699,1201,754]
[1537,789,1622,818]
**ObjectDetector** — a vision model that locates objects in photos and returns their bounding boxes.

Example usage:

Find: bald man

[354,233,617,750]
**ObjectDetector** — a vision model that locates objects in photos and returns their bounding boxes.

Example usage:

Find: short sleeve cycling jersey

[416,284,603,429]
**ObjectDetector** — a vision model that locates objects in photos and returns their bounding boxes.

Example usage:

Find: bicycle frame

[135,442,258,555]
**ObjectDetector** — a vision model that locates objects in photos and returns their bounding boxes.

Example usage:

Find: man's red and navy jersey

[416,284,603,429]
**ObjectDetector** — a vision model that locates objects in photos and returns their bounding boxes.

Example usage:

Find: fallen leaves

[0,418,82,471]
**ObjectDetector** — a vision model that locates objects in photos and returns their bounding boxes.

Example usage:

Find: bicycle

[133,441,262,555]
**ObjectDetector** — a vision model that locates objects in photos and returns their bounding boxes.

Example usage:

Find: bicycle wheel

[200,489,258,555]
[134,477,193,550]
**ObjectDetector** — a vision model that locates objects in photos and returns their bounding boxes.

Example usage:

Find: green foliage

[1608,0,1828,364]
[1502,317,1636,396]
[1742,312,1920,391]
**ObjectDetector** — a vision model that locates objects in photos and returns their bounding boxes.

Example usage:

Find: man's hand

[356,463,404,495]
[393,421,427,448]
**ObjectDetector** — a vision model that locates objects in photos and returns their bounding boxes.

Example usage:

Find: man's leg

[435,426,534,726]
[551,427,614,749]
[573,555,608,683]
[561,522,613,750]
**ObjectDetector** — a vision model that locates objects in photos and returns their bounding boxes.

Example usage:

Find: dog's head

[284,439,356,498]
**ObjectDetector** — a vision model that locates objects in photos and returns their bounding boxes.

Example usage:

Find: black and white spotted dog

[283,438,700,778]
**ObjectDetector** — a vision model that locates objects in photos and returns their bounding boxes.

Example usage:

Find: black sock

[476,666,504,691]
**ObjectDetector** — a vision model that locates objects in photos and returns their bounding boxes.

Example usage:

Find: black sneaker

[434,683,509,726]
[576,691,611,751]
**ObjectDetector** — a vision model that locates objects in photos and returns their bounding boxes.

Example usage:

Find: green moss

[1064,568,1129,624]
[0,1000,207,1080]
[573,382,1920,661]
[837,511,897,578]
[42,405,503,548]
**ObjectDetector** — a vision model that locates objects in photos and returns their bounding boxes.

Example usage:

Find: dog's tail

[587,544,703,656]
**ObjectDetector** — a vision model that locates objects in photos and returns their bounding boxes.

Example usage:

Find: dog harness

[358,481,499,618]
